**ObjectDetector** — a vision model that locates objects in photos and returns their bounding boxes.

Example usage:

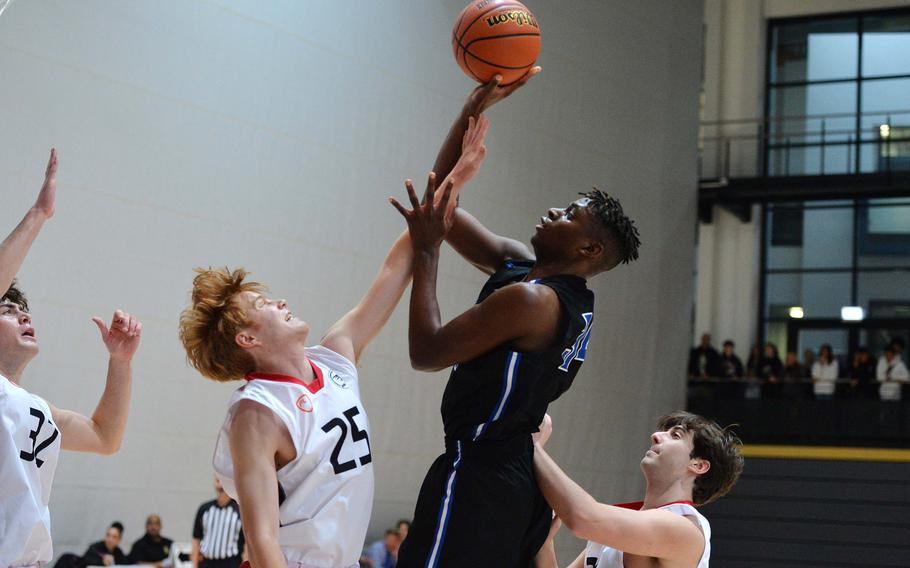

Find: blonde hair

[179,267,265,382]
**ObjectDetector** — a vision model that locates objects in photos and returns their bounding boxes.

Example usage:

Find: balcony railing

[699,109,910,181]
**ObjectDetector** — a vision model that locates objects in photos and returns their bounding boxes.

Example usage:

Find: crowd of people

[688,333,910,401]
[50,477,412,568]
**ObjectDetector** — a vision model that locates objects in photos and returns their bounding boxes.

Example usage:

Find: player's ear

[236,331,258,349]
[689,457,710,476]
[579,240,604,260]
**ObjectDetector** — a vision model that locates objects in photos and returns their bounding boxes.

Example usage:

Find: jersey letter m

[559,312,593,372]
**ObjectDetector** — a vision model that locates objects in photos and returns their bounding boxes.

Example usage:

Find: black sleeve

[80,542,104,566]
[114,547,130,565]
[734,356,744,377]
[193,504,206,539]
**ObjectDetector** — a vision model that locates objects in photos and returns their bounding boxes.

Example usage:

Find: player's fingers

[46,148,58,176]
[424,172,438,211]
[389,197,410,218]
[127,314,138,336]
[112,309,127,333]
[91,317,109,337]
[405,180,422,212]
[135,322,143,337]
[438,180,455,219]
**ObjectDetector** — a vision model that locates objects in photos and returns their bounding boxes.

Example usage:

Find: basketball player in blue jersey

[532,412,743,568]
[390,76,642,567]
[0,150,143,568]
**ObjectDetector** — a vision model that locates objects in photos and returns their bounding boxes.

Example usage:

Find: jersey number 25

[321,406,372,475]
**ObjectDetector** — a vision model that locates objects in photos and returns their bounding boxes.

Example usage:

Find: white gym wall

[0,0,702,560]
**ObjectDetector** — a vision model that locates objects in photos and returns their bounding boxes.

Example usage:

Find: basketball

[452,0,541,85]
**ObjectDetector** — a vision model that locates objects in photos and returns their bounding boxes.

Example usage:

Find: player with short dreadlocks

[392,76,641,568]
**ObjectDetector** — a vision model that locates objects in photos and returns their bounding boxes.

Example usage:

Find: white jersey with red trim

[0,375,61,568]
[583,501,711,568]
[213,345,372,568]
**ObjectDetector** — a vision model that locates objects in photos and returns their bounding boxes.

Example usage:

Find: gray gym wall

[0,0,702,560]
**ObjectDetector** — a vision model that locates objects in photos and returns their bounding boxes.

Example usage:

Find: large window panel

[857,270,910,318]
[862,14,910,77]
[765,272,852,319]
[769,18,858,83]
[766,204,854,269]
[769,84,857,144]
[858,199,910,267]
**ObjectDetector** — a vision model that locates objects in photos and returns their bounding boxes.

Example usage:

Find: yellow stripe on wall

[742,445,910,462]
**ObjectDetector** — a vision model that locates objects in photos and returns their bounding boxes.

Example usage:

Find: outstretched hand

[33,148,58,220]
[449,114,490,192]
[390,173,455,252]
[467,66,541,115]
[92,309,142,362]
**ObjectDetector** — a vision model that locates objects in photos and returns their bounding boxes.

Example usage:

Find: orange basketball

[452,0,541,85]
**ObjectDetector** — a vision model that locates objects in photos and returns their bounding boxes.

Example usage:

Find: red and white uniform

[583,501,711,568]
[213,346,373,568]
[0,375,61,568]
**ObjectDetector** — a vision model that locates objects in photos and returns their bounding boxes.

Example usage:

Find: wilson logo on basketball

[486,10,538,29]
[296,394,313,413]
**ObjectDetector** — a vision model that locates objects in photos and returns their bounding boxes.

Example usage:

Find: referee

[192,478,245,568]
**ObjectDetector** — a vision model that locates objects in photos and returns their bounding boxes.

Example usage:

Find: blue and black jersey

[441,260,595,442]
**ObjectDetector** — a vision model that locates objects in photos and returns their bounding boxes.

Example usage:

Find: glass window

[768,84,857,143]
[862,14,910,77]
[857,200,910,266]
[770,18,858,83]
[858,271,910,317]
[767,204,854,269]
[765,272,852,318]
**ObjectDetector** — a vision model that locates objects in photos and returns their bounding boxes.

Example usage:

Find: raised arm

[0,149,57,295]
[533,443,706,563]
[229,400,291,568]
[50,310,141,454]
[390,181,559,371]
[433,73,540,274]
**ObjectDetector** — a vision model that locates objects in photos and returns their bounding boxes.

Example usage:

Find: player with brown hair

[1,150,143,568]
[532,411,744,568]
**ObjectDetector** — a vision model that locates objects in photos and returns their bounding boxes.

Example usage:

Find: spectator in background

[129,515,173,566]
[802,349,816,379]
[758,342,784,398]
[688,333,720,379]
[746,343,762,378]
[758,343,783,382]
[717,340,744,379]
[849,347,876,398]
[396,519,410,543]
[811,344,839,399]
[783,352,804,382]
[361,529,400,568]
[82,522,130,567]
[876,346,909,401]
[192,478,244,568]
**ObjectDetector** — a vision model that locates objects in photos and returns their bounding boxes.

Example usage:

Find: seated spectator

[717,340,744,379]
[876,346,909,401]
[782,351,804,382]
[849,347,876,398]
[82,522,130,567]
[688,333,719,379]
[361,529,400,568]
[811,344,839,399]
[745,343,762,378]
[129,515,172,566]
[802,348,816,379]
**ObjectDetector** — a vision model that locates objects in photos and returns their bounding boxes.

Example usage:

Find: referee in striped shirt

[192,478,245,568]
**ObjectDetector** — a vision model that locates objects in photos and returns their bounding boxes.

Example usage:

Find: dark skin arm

[432,70,540,274]
[391,179,561,372]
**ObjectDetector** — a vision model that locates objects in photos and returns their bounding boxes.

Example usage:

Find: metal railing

[699,109,910,181]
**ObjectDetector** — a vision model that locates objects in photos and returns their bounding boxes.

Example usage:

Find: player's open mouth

[21,328,36,339]
[285,313,294,322]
